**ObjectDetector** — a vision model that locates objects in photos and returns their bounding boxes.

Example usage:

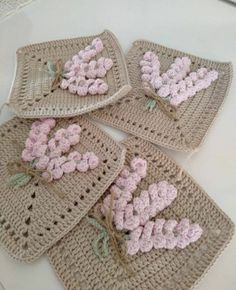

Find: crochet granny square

[47,137,234,290]
[0,116,125,262]
[90,40,232,151]
[8,30,131,118]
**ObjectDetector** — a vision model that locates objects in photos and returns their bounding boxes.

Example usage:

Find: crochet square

[8,30,131,118]
[90,40,232,151]
[0,116,126,262]
[47,137,234,290]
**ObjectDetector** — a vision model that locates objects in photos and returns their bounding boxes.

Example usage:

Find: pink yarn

[100,158,203,255]
[21,119,100,181]
[112,180,177,231]
[100,158,148,227]
[60,38,113,96]
[127,218,203,255]
[140,51,218,106]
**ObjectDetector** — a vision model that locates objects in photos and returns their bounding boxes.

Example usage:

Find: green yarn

[145,98,157,111]
[86,216,109,259]
[7,173,32,187]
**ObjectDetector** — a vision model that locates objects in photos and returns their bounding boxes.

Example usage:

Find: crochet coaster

[47,137,234,290]
[0,116,126,262]
[90,40,232,151]
[8,30,131,118]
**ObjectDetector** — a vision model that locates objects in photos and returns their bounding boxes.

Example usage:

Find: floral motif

[100,158,202,255]
[140,51,218,106]
[60,38,113,96]
[21,119,100,182]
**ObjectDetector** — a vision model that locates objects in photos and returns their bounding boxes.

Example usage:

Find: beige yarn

[47,137,234,290]
[8,30,131,118]
[90,40,233,152]
[0,116,126,262]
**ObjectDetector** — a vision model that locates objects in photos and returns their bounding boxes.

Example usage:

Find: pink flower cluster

[140,51,218,106]
[127,218,203,255]
[22,118,56,162]
[21,119,99,181]
[100,158,203,256]
[60,38,113,96]
[101,157,148,220]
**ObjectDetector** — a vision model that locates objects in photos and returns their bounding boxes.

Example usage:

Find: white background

[0,0,236,289]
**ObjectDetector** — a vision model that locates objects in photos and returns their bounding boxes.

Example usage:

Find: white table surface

[0,0,235,289]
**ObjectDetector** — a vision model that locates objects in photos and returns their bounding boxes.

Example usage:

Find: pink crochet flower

[21,119,99,182]
[60,38,112,97]
[140,51,218,106]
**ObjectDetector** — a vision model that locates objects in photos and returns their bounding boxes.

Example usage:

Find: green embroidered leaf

[102,234,109,257]
[146,99,156,111]
[86,216,105,232]
[8,173,32,187]
[47,61,56,78]
[93,231,107,259]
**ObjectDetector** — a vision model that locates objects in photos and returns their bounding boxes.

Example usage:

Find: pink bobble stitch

[197,67,208,78]
[68,151,81,161]
[158,85,170,98]
[22,149,34,162]
[130,157,147,178]
[68,84,77,94]
[86,152,99,169]
[25,138,34,149]
[36,155,50,170]
[64,60,73,70]
[60,79,69,89]
[32,144,47,158]
[61,160,76,173]
[123,204,140,231]
[127,227,143,255]
[139,221,154,253]
[41,118,56,129]
[58,138,71,153]
[119,167,130,178]
[110,185,123,198]
[97,80,108,94]
[76,159,89,172]
[51,168,64,180]
[114,210,124,231]
[92,37,104,52]
[115,197,128,212]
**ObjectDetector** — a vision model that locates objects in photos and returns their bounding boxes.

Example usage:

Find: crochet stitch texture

[47,137,234,290]
[8,30,131,118]
[90,40,232,151]
[0,116,126,261]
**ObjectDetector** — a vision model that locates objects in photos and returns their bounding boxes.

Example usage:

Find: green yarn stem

[86,216,110,259]
[145,98,157,111]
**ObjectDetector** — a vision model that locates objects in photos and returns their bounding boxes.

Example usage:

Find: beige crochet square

[8,30,131,118]
[0,116,126,262]
[90,40,232,151]
[47,137,234,290]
